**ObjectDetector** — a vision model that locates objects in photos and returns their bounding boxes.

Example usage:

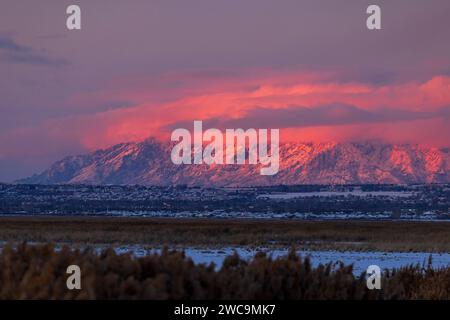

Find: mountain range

[18,139,450,186]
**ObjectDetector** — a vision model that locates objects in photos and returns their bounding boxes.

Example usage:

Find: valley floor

[1,216,449,297]
[1,216,450,252]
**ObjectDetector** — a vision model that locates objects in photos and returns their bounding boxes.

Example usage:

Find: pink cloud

[1,71,449,163]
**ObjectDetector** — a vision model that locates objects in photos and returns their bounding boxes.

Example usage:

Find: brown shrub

[0,243,448,300]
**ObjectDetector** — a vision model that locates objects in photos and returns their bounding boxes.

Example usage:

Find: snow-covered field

[2,241,448,274]
[98,210,448,221]
[111,246,450,275]
[257,191,415,199]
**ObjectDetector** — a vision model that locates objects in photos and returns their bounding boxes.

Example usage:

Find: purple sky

[1,0,450,181]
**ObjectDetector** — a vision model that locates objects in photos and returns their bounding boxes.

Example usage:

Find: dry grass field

[0,216,449,252]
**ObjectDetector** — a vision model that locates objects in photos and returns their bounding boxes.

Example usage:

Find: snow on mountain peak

[19,139,450,186]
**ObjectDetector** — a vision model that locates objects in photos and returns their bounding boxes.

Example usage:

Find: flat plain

[0,216,449,252]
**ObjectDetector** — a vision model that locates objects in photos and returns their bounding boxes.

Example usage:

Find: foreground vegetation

[0,243,449,299]
[0,217,450,252]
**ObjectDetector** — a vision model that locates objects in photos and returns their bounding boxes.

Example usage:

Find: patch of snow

[110,246,450,275]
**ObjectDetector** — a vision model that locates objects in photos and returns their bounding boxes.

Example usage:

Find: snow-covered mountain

[19,139,450,186]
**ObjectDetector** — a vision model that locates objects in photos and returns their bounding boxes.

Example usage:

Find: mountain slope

[19,139,450,186]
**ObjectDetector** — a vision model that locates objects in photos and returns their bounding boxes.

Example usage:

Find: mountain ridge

[18,139,450,186]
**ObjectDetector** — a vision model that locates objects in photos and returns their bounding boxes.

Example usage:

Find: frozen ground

[111,246,450,275]
[257,191,415,199]
[98,210,447,220]
[2,242,448,275]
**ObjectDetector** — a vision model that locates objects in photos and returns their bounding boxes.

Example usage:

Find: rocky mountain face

[19,138,450,186]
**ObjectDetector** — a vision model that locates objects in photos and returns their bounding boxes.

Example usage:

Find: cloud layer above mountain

[0,0,450,181]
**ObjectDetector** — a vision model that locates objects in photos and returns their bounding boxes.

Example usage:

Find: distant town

[0,183,448,220]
